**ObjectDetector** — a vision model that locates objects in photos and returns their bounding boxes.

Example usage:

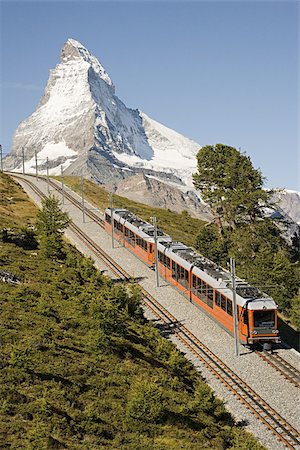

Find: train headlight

[272,329,278,334]
[251,330,258,335]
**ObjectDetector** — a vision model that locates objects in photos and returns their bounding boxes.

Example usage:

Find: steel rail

[8,172,105,228]
[256,350,300,389]
[47,178,105,228]
[10,173,300,450]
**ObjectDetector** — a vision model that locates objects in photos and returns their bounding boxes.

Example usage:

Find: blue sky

[0,1,299,190]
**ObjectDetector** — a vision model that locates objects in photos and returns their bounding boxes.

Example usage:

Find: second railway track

[256,350,300,389]
[11,173,300,450]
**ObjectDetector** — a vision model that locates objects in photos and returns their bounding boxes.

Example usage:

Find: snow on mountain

[112,112,199,186]
[5,38,200,186]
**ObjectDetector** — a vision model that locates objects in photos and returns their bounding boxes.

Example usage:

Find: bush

[126,377,165,424]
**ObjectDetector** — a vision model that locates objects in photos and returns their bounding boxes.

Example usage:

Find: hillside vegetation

[57,174,299,331]
[0,172,265,449]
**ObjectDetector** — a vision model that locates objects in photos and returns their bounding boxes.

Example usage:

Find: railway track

[11,173,300,450]
[48,177,105,228]
[256,350,300,389]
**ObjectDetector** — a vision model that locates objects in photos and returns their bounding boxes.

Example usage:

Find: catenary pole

[152,216,159,288]
[0,144,3,172]
[46,157,50,194]
[22,148,25,175]
[110,186,115,249]
[230,258,240,356]
[35,150,38,180]
[61,165,64,205]
[81,170,85,223]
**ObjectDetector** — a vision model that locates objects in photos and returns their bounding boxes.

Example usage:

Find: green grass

[0,172,38,229]
[0,173,266,449]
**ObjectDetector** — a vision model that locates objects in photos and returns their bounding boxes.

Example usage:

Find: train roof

[158,240,276,308]
[106,208,277,310]
[105,208,172,242]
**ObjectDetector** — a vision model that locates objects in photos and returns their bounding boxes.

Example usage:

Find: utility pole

[152,216,160,288]
[81,171,85,223]
[109,186,115,248]
[0,144,3,172]
[61,165,64,205]
[35,150,38,180]
[230,258,240,356]
[46,157,50,194]
[22,148,25,175]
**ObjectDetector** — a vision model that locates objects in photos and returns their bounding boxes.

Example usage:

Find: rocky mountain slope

[112,174,214,221]
[272,190,300,224]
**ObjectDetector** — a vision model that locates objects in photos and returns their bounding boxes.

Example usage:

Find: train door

[148,243,154,265]
[239,307,249,344]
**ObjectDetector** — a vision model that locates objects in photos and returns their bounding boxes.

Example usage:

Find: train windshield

[254,310,275,327]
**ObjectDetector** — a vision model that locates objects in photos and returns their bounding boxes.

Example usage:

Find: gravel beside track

[12,174,300,450]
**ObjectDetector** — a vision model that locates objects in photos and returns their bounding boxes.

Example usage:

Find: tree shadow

[1,229,38,250]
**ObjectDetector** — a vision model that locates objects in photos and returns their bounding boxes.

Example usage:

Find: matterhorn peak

[60,38,113,87]
[6,38,200,187]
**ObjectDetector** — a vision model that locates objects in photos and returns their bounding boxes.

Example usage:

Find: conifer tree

[193,144,270,231]
[36,195,70,259]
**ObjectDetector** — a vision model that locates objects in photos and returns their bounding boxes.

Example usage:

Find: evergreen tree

[195,224,228,264]
[193,144,270,231]
[36,195,70,259]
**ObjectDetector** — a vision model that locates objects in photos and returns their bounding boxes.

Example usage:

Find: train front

[246,298,280,350]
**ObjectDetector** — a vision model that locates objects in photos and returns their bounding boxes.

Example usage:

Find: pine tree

[36,195,70,259]
[193,144,270,231]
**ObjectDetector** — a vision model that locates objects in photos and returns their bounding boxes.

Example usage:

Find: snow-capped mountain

[5,38,200,187]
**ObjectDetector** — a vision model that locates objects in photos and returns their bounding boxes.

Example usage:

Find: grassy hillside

[0,172,265,449]
[53,176,206,247]
[0,173,38,228]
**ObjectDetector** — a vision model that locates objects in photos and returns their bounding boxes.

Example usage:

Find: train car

[105,208,280,349]
[104,208,172,266]
[157,241,280,349]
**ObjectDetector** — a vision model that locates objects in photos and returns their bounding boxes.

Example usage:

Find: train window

[149,243,153,254]
[182,269,189,288]
[192,275,203,299]
[172,261,177,280]
[254,310,275,328]
[124,227,130,242]
[180,267,185,283]
[192,275,197,295]
[221,295,226,311]
[128,230,135,246]
[215,291,221,307]
[166,257,170,269]
[177,265,182,282]
[227,300,233,316]
[114,221,123,234]
[105,213,111,223]
[207,286,213,308]
[200,281,207,303]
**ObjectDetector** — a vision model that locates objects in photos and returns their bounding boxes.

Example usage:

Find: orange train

[105,208,280,350]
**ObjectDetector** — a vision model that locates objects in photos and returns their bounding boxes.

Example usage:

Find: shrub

[126,377,165,424]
